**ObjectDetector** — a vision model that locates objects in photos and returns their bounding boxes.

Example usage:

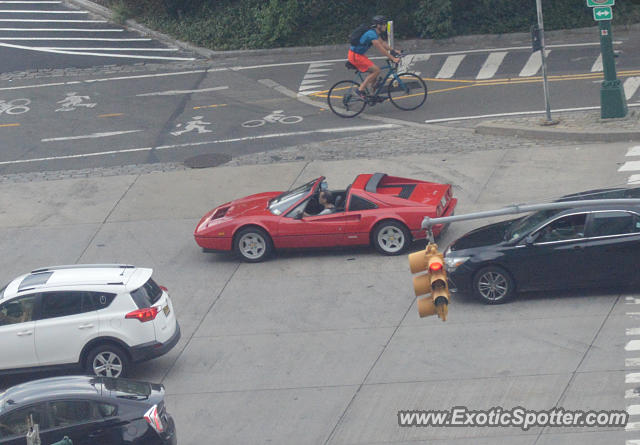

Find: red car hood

[225,191,281,217]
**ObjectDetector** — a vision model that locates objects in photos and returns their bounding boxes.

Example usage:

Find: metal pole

[422,199,640,229]
[535,0,553,123]
[387,21,394,49]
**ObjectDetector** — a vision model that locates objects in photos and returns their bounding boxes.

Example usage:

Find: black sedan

[445,188,640,304]
[0,376,176,445]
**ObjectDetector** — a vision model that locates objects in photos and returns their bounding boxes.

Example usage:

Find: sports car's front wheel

[234,227,273,262]
[372,221,410,255]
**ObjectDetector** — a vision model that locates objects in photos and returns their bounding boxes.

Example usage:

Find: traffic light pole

[598,19,627,118]
[422,199,640,229]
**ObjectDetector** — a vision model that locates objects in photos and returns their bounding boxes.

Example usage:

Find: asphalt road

[0,20,639,175]
[0,137,637,444]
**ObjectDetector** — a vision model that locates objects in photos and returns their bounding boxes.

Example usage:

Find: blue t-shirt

[350,29,378,55]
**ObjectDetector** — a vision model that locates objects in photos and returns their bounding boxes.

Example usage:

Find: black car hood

[449,220,514,251]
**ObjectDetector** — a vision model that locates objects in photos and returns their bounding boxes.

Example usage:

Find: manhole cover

[184,153,232,168]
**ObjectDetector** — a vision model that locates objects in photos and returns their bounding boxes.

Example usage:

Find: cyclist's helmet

[372,15,387,26]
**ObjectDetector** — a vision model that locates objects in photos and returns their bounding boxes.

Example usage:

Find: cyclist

[348,15,400,98]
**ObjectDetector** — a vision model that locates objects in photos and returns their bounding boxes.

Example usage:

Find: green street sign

[593,6,613,20]
[587,0,614,7]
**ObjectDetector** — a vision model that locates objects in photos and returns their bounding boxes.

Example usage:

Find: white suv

[0,264,180,378]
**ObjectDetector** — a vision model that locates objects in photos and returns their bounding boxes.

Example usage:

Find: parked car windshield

[268,178,318,215]
[506,209,558,241]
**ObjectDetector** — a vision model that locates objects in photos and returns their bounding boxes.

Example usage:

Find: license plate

[163,305,170,316]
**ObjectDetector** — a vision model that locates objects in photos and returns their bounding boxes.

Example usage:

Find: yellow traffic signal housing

[408,243,450,321]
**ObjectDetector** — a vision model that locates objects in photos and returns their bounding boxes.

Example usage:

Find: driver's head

[319,190,333,205]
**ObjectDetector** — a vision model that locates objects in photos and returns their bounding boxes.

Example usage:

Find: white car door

[34,291,99,366]
[0,294,38,369]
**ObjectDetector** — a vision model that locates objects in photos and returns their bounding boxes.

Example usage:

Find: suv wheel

[86,344,130,378]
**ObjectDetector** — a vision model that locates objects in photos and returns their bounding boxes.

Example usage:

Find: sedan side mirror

[525,233,539,245]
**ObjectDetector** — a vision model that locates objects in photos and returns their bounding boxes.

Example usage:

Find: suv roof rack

[31,264,135,274]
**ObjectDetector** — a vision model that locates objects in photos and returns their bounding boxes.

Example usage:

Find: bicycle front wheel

[327,80,366,118]
[388,73,427,111]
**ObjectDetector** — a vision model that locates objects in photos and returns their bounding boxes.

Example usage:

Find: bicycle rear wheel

[388,73,427,111]
[327,80,366,118]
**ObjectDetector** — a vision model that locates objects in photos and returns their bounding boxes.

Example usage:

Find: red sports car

[194,173,457,262]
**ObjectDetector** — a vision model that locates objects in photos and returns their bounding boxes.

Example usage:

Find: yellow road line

[0,123,19,127]
[193,103,227,110]
[98,113,123,118]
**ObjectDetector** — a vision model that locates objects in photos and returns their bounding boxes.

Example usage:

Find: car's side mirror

[525,233,539,245]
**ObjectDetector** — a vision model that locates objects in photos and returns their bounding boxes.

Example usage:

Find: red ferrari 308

[194,173,457,262]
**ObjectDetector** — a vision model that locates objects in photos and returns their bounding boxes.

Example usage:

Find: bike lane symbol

[171,116,213,136]
[242,110,303,128]
[55,92,96,112]
[0,98,31,115]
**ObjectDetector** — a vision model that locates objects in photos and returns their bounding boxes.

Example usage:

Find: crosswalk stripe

[436,54,465,79]
[626,440,640,445]
[519,50,550,77]
[628,328,640,336]
[619,161,640,172]
[628,405,640,415]
[476,52,507,80]
[300,73,328,79]
[629,175,640,185]
[626,389,640,399]
[627,341,640,352]
[306,68,332,74]
[627,146,640,156]
[624,77,640,100]
[591,54,603,72]
[628,373,640,383]
[627,358,640,367]
[626,422,640,431]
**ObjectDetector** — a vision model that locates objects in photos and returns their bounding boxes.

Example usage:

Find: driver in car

[304,190,336,217]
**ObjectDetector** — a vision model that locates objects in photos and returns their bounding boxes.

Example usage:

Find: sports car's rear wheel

[372,221,410,255]
[234,227,273,262]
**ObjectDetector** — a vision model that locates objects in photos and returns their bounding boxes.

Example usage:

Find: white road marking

[0,37,151,41]
[627,358,640,367]
[627,440,640,445]
[425,103,640,123]
[306,68,332,74]
[476,52,507,79]
[41,130,142,142]
[0,19,106,22]
[0,28,122,31]
[0,124,398,166]
[626,422,640,431]
[298,62,332,96]
[627,389,640,399]
[0,9,86,13]
[519,50,550,77]
[619,161,640,172]
[629,175,640,185]
[41,47,179,51]
[627,373,640,383]
[627,341,640,352]
[0,41,195,60]
[628,328,640,336]
[624,77,640,100]
[628,405,640,415]
[627,146,640,156]
[136,86,228,96]
[591,54,603,72]
[628,298,640,304]
[436,54,465,79]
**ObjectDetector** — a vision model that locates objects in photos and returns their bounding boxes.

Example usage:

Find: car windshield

[268,178,318,215]
[0,283,7,301]
[506,209,558,241]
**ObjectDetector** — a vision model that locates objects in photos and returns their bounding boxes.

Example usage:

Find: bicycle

[327,53,427,118]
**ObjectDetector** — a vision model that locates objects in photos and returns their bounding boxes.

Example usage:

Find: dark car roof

[0,376,103,411]
[557,186,640,201]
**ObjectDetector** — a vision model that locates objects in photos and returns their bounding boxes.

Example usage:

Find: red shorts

[348,50,374,72]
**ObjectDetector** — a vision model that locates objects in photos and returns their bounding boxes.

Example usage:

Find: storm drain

[184,153,232,168]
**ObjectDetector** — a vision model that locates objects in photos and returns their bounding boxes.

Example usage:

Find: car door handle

[78,323,95,329]
[88,429,104,438]
[573,245,583,250]
[17,330,33,336]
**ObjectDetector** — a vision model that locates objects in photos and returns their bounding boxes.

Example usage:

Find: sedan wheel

[473,266,515,304]
[234,227,273,262]
[373,221,410,255]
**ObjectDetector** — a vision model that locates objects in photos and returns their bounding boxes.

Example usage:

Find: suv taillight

[144,404,164,433]
[159,285,168,292]
[125,307,158,322]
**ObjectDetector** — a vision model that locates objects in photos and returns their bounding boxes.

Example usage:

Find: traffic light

[408,243,449,321]
[531,25,542,52]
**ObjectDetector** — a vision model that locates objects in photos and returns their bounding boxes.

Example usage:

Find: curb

[475,123,640,142]
[63,0,640,60]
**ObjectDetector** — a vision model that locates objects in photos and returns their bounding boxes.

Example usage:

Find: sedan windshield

[268,179,317,215]
[506,209,558,241]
